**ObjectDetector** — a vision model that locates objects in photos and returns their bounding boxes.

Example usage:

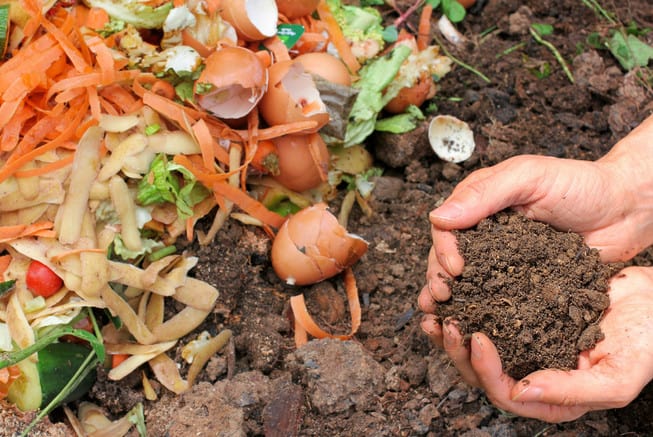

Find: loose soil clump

[436,210,618,379]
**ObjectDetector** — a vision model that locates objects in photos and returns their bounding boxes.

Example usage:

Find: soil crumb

[435,210,617,379]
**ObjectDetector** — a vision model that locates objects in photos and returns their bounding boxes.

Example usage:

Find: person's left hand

[420,266,653,422]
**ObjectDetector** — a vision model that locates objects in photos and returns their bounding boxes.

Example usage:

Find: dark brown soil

[435,210,616,380]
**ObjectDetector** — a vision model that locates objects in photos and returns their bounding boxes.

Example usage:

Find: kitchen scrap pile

[0,0,453,434]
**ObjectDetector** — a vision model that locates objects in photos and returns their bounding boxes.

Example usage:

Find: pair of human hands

[419,117,653,422]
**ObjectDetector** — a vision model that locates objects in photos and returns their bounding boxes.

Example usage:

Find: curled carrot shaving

[316,0,360,74]
[290,268,361,348]
[417,4,433,51]
[191,119,217,172]
[0,221,55,243]
[14,154,74,177]
[85,7,110,30]
[150,80,176,100]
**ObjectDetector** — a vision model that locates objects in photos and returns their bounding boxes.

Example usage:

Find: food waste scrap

[0,0,454,434]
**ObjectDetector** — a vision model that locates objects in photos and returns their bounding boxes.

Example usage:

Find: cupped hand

[420,266,653,422]
[419,149,653,313]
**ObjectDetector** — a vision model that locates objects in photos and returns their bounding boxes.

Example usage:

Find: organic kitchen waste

[0,0,453,434]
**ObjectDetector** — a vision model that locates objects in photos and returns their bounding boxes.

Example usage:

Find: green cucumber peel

[21,350,100,437]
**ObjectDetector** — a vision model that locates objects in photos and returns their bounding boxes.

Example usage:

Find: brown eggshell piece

[195,46,267,119]
[271,203,368,286]
[259,60,329,132]
[220,0,278,41]
[294,52,352,86]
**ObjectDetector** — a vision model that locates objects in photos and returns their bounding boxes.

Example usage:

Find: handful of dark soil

[435,211,618,380]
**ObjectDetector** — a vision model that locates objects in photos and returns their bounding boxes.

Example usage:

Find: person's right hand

[419,112,653,310]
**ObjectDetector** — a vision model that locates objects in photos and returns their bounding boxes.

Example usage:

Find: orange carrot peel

[290,268,362,348]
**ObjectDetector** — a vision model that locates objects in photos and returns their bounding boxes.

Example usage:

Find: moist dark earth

[436,211,616,380]
[7,0,653,436]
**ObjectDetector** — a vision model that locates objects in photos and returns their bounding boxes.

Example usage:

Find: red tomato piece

[26,260,63,297]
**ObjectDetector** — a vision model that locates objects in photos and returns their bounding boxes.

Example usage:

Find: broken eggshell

[258,60,330,133]
[428,115,476,163]
[194,46,267,120]
[271,203,368,286]
[294,52,352,86]
[219,0,278,42]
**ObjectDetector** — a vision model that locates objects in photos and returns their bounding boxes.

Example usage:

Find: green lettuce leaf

[137,154,209,219]
[375,105,425,134]
[344,44,412,147]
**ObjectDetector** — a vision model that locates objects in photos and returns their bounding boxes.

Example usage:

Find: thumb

[429,158,544,230]
[510,364,641,409]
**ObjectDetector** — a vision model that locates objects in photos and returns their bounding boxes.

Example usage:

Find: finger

[432,227,464,277]
[468,332,515,400]
[418,283,438,314]
[429,157,542,230]
[420,314,444,348]
[421,246,454,308]
[470,333,589,422]
[442,320,481,387]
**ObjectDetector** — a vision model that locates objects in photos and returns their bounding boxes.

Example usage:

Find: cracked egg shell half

[259,60,330,133]
[220,0,278,42]
[271,203,368,286]
[195,46,267,120]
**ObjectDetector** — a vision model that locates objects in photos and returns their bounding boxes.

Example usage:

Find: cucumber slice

[7,342,97,411]
[38,342,97,408]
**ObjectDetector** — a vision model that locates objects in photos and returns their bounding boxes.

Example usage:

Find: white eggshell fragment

[428,115,476,163]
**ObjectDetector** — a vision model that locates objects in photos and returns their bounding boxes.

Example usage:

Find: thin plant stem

[21,353,100,437]
[433,33,491,83]
[529,26,575,84]
[496,42,526,59]
[580,0,617,25]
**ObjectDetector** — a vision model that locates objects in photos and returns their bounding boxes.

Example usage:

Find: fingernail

[511,380,543,402]
[471,333,483,360]
[442,322,455,347]
[443,255,455,276]
[430,202,463,222]
[427,279,436,299]
[420,318,436,336]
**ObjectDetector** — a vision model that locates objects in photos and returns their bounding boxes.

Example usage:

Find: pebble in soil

[435,210,620,379]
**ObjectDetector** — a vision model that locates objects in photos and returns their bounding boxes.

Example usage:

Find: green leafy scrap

[137,154,210,220]
[375,105,426,134]
[0,279,15,297]
[607,30,653,70]
[344,44,412,147]
[427,0,466,23]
